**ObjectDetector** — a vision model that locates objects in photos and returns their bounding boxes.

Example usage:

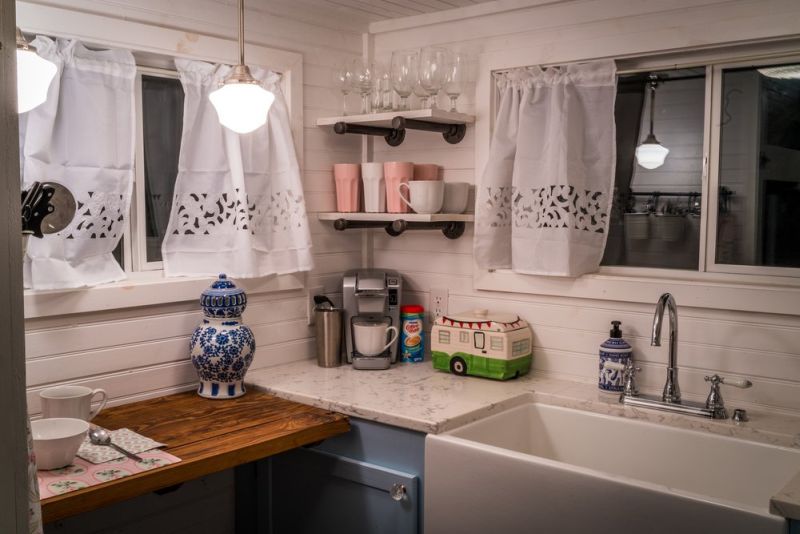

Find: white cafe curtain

[20,37,136,289]
[475,60,617,276]
[162,60,313,277]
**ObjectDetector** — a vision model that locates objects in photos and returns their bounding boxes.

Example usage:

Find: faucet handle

[704,374,752,389]
[704,375,752,419]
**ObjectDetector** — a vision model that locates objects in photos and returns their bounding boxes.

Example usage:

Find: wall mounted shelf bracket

[392,116,466,145]
[332,218,465,239]
[333,121,405,146]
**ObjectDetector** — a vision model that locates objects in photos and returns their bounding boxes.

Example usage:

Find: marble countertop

[246,358,800,520]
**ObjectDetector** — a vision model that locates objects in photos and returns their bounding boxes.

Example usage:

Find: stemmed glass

[351,59,374,114]
[444,52,465,112]
[333,63,353,115]
[390,50,418,112]
[413,83,430,110]
[419,46,451,110]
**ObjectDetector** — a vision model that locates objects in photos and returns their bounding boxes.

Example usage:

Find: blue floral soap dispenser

[599,320,632,392]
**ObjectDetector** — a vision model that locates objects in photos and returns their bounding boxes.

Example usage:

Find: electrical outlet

[307,286,324,326]
[429,287,448,321]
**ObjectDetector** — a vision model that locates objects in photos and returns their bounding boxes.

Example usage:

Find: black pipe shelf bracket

[322,110,474,147]
[322,213,473,240]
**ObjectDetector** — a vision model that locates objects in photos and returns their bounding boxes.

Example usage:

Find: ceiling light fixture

[209,0,275,134]
[16,27,57,114]
[635,74,669,170]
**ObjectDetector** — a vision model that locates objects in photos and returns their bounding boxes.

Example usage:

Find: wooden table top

[40,390,350,524]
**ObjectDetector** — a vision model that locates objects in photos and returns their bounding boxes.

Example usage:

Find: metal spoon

[88,428,144,462]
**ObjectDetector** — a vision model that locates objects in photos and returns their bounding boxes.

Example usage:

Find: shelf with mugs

[316,109,475,147]
[317,212,474,240]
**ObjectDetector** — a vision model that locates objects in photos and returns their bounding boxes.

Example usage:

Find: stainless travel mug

[315,308,343,368]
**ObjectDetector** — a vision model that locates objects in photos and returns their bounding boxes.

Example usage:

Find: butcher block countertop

[40,390,350,523]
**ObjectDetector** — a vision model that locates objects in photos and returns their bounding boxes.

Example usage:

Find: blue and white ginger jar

[190,274,255,399]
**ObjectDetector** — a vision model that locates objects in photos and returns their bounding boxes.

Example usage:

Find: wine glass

[419,46,451,110]
[444,52,465,112]
[333,63,353,115]
[390,50,418,111]
[351,59,374,114]
[413,82,430,110]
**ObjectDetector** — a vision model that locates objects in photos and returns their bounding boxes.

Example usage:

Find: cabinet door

[270,447,419,534]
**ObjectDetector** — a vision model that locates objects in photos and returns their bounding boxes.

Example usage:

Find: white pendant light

[16,27,57,114]
[209,0,274,134]
[635,74,669,170]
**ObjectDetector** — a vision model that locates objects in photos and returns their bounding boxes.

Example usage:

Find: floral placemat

[38,450,181,499]
[78,428,166,464]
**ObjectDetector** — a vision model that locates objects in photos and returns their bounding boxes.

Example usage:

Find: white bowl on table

[31,418,89,470]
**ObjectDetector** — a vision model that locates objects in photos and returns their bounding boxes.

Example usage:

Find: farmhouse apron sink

[426,402,799,534]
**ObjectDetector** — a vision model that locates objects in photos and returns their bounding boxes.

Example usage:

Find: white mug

[443,182,470,214]
[40,385,108,421]
[397,181,444,214]
[353,321,399,357]
[361,162,386,213]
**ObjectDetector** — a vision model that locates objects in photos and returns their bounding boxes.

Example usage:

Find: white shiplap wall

[22,0,364,416]
[371,0,800,415]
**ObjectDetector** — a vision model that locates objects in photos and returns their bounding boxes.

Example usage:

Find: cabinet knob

[390,483,407,502]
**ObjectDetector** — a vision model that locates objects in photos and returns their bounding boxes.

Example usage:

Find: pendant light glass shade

[635,134,670,170]
[209,0,274,134]
[16,28,57,114]
[635,75,669,170]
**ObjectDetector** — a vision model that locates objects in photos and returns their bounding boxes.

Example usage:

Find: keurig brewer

[342,269,402,370]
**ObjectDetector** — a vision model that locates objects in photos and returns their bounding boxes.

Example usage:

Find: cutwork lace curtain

[20,37,136,289]
[475,60,617,276]
[162,59,313,277]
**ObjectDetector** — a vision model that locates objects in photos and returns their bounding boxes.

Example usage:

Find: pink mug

[384,161,414,213]
[413,164,441,181]
[334,163,361,213]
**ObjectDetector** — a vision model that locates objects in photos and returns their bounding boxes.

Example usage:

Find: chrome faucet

[652,293,680,403]
[602,293,754,420]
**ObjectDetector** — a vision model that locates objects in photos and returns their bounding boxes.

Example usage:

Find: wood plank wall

[371,0,800,415]
[22,0,364,417]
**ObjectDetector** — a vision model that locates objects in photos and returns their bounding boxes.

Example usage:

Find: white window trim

[474,38,800,316]
[18,3,306,319]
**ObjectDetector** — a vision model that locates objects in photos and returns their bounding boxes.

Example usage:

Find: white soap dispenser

[599,320,632,392]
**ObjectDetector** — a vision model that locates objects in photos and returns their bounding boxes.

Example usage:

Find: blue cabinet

[263,418,426,534]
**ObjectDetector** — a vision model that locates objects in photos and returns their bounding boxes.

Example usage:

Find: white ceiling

[240,0,497,33]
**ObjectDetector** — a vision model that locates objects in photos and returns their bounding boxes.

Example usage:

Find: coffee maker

[342,269,402,370]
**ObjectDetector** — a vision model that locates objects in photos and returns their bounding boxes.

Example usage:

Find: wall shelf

[316,109,475,146]
[318,212,474,239]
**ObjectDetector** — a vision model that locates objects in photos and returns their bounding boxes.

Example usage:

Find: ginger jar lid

[200,274,247,318]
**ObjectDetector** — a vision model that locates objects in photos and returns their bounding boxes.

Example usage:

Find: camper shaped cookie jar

[190,274,256,399]
[431,309,533,380]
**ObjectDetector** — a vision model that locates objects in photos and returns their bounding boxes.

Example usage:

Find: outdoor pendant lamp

[635,74,669,170]
[209,0,274,134]
[16,27,57,114]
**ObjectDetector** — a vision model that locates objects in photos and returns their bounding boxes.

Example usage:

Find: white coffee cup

[397,181,444,214]
[353,320,399,357]
[443,182,470,214]
[361,162,386,213]
[40,385,108,421]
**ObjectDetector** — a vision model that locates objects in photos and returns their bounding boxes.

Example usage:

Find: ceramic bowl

[31,417,89,470]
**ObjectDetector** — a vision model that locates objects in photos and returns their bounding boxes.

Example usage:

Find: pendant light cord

[238,0,245,66]
[648,75,657,137]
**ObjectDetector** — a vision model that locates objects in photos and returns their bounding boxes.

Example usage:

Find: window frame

[474,332,486,350]
[19,4,305,319]
[474,39,800,316]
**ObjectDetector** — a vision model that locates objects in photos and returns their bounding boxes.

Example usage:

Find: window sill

[24,271,305,319]
[474,266,800,316]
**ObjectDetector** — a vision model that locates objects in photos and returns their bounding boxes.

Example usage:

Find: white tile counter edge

[246,359,800,521]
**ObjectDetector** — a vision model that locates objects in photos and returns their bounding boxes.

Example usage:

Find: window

[459,331,469,343]
[128,69,185,271]
[512,339,531,357]
[603,68,706,270]
[474,332,485,350]
[438,330,451,344]
[490,336,503,351]
[715,62,800,270]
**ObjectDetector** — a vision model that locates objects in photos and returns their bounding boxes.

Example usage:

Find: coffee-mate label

[400,316,424,362]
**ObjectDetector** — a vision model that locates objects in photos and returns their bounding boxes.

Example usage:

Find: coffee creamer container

[599,320,632,392]
[399,305,425,362]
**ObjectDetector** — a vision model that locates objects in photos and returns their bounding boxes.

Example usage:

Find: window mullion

[698,64,716,273]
